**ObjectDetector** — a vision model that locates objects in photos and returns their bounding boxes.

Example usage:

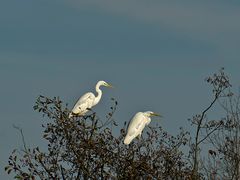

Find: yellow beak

[150,112,162,117]
[106,83,113,88]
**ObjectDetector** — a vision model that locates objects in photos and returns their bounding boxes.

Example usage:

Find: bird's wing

[71,92,95,114]
[127,113,145,137]
[76,92,95,105]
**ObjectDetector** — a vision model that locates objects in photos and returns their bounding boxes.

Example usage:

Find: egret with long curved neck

[69,80,113,118]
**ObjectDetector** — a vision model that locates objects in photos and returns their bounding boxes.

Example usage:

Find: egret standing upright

[124,111,161,145]
[69,80,113,118]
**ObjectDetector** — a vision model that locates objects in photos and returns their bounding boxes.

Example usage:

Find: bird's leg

[71,112,78,116]
[71,112,84,118]
[137,133,142,139]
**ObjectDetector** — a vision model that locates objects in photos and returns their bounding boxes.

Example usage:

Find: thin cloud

[67,0,240,56]
[67,0,240,34]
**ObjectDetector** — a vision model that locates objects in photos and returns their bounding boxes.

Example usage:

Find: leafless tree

[5,96,189,179]
[202,86,240,179]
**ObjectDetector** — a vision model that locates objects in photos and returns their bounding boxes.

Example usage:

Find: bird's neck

[146,117,151,125]
[94,84,102,105]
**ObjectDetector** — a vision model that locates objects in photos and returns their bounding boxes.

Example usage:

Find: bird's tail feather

[124,135,134,145]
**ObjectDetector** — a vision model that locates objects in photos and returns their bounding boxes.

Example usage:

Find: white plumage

[124,111,160,145]
[69,80,113,118]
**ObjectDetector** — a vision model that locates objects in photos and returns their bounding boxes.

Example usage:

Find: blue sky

[1,0,240,179]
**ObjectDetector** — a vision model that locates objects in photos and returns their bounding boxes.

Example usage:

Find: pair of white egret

[69,80,161,145]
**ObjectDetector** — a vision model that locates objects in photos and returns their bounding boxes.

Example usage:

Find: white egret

[69,80,113,118]
[124,111,161,145]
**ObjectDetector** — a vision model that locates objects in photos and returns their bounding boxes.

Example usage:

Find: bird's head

[144,111,162,117]
[98,80,113,88]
